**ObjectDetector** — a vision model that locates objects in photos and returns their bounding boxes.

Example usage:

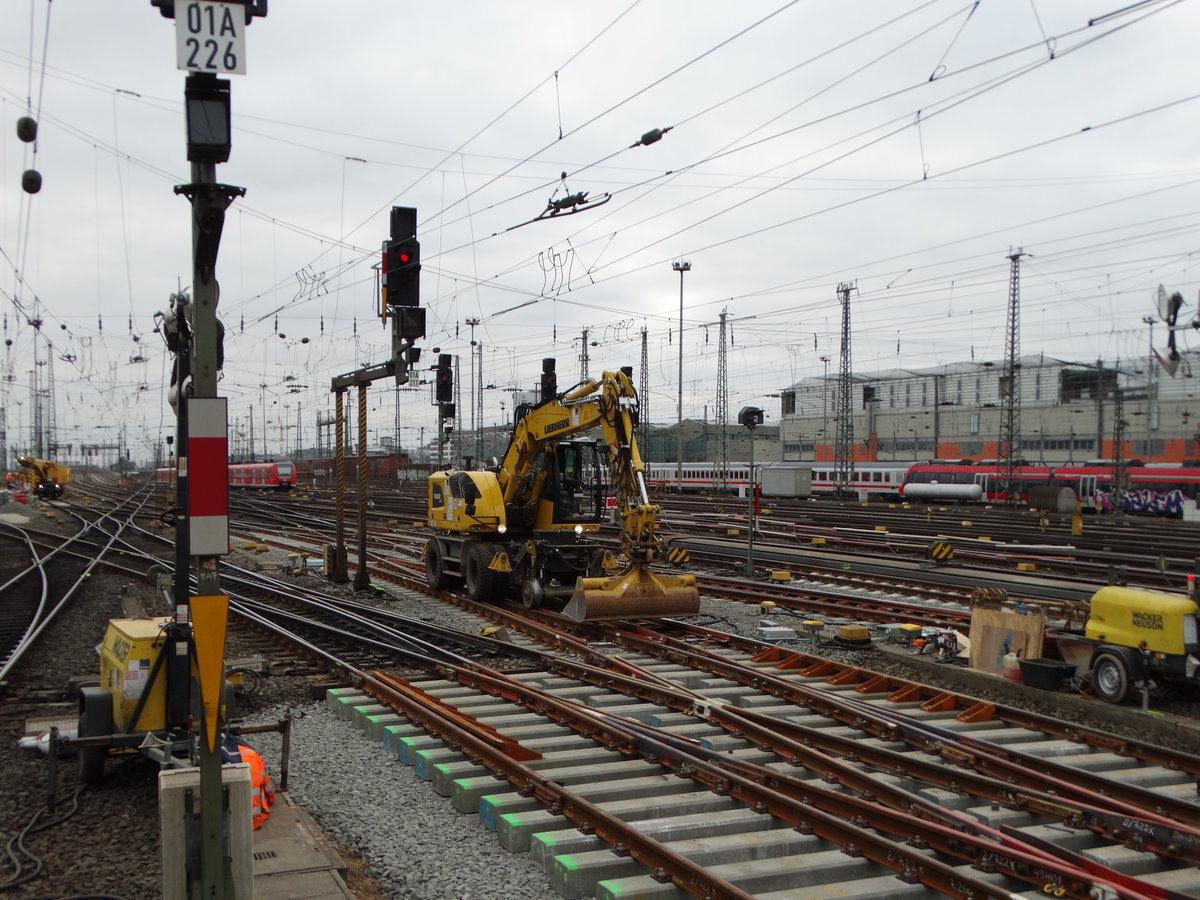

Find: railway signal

[383,236,421,308]
[436,353,454,403]
[383,206,421,310]
[382,206,424,384]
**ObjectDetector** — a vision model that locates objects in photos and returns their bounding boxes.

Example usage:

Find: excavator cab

[536,441,605,528]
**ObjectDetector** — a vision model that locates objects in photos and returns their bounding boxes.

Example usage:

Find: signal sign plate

[176,1,247,75]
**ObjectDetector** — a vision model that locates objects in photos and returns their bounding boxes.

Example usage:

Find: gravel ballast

[251,703,560,900]
[3,494,1198,899]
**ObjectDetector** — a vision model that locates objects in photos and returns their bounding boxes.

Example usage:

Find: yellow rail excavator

[424,358,699,622]
[16,455,71,499]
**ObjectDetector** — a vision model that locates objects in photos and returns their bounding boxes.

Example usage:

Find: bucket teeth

[563,565,699,622]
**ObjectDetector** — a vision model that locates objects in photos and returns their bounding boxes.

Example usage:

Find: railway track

[278,581,1200,900]
[8,473,1200,899]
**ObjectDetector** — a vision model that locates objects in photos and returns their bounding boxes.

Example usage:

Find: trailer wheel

[464,544,503,602]
[1092,653,1130,704]
[78,686,113,784]
[425,540,452,590]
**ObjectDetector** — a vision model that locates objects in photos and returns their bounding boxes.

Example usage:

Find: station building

[776,350,1200,465]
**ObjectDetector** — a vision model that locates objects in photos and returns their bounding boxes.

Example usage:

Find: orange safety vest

[228,742,275,829]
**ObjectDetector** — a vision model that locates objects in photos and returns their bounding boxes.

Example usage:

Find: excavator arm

[498,368,697,621]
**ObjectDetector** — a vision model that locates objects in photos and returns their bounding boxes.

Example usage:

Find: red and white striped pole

[187,397,229,557]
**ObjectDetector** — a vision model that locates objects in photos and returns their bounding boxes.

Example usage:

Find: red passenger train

[900,462,1200,515]
[155,461,295,491]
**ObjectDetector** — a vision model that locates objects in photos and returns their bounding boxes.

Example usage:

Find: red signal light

[398,252,411,264]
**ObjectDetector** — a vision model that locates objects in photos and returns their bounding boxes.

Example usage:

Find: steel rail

[606,627,1200,829]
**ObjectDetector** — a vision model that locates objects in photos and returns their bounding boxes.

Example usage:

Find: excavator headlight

[497,524,507,534]
[574,524,583,535]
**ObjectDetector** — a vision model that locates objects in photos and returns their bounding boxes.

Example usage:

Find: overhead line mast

[638,327,649,452]
[1000,248,1028,504]
[833,281,855,498]
[717,309,729,492]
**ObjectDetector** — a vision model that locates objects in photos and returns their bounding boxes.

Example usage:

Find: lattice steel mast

[0,333,9,471]
[474,340,484,461]
[638,327,649,450]
[833,282,855,496]
[452,354,463,464]
[716,309,729,491]
[46,352,56,456]
[1000,249,1027,503]
[1111,364,1128,514]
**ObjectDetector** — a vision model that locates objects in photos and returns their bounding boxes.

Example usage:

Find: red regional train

[900,461,1200,515]
[155,461,295,491]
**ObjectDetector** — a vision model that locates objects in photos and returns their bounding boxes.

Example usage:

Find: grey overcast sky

[3,0,1199,459]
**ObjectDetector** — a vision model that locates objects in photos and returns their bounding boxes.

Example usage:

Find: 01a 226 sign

[175,1,247,75]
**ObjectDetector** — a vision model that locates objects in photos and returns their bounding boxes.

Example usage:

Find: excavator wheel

[520,578,544,609]
[425,540,456,590]
[464,544,504,603]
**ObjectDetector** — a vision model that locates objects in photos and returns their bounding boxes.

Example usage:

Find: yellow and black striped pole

[354,384,371,590]
[332,390,349,582]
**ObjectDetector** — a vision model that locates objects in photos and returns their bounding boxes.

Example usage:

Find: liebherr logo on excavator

[544,417,570,434]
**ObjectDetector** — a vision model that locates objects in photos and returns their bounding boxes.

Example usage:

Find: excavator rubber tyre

[425,539,452,590]
[78,685,113,784]
[464,544,504,603]
[1091,652,1131,704]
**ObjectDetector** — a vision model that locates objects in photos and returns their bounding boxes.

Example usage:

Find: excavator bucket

[563,564,700,622]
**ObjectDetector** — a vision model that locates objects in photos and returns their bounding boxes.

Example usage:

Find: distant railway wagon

[805,463,909,500]
[155,461,295,490]
[644,462,758,495]
[643,461,908,499]
[290,454,401,485]
[900,462,1200,516]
